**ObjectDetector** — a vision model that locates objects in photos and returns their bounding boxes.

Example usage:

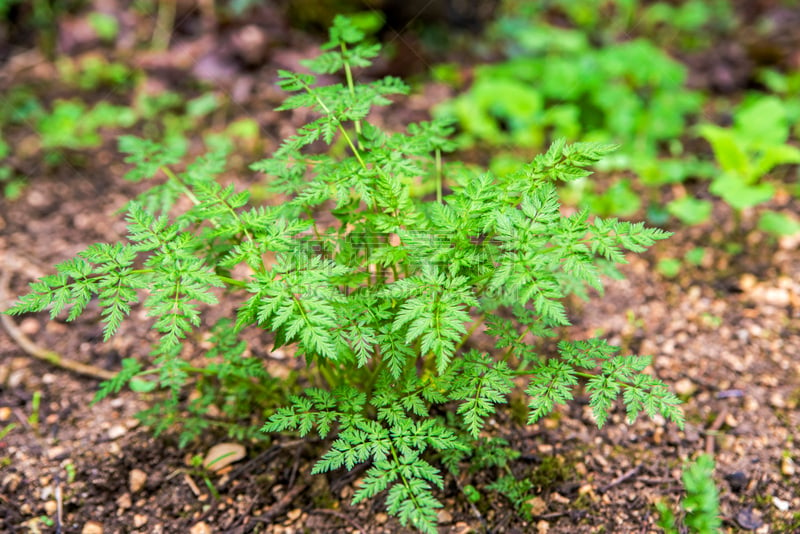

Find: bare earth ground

[1,2,800,533]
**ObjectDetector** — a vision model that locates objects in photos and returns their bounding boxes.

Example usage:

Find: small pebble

[190,521,212,534]
[578,484,596,499]
[44,500,57,515]
[739,274,757,291]
[19,317,40,335]
[781,456,795,477]
[81,521,104,534]
[437,509,453,523]
[133,514,148,527]
[527,496,547,515]
[107,425,127,440]
[762,287,790,307]
[773,496,790,512]
[725,471,748,493]
[674,378,697,397]
[47,446,68,461]
[129,469,147,493]
[0,406,12,422]
[769,393,786,409]
[724,413,739,427]
[286,508,302,522]
[116,492,132,510]
[736,507,763,530]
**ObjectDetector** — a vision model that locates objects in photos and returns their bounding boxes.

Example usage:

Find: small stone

[2,473,21,492]
[133,514,148,527]
[537,520,550,533]
[770,392,786,408]
[82,521,104,534]
[437,509,453,523]
[116,492,132,510]
[724,413,739,427]
[578,484,595,499]
[44,500,57,515]
[781,456,796,477]
[542,417,559,430]
[7,369,26,389]
[773,496,790,512]
[286,508,302,522]
[203,443,246,471]
[40,483,53,500]
[725,471,748,493]
[231,24,269,65]
[375,513,388,524]
[190,522,212,534]
[739,274,757,291]
[527,496,547,516]
[129,469,148,493]
[47,446,68,461]
[44,321,67,334]
[736,507,763,530]
[674,378,697,397]
[762,287,790,307]
[574,462,587,476]
[19,317,40,335]
[108,425,127,440]
[0,406,18,423]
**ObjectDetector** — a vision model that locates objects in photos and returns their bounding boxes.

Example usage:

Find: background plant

[690,94,800,236]
[434,5,714,219]
[7,15,683,533]
[656,454,722,534]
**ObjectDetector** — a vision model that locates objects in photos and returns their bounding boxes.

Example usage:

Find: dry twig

[598,465,641,493]
[311,509,368,534]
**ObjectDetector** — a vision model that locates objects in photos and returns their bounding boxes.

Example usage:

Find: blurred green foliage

[435,0,800,236]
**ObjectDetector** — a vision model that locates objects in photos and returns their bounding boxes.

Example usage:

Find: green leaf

[757,210,800,236]
[450,352,514,437]
[710,174,775,210]
[526,359,578,424]
[667,196,712,225]
[699,124,750,177]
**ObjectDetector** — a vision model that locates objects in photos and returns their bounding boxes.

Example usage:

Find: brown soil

[1,2,799,533]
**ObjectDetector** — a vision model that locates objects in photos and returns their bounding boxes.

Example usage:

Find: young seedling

[6,16,682,532]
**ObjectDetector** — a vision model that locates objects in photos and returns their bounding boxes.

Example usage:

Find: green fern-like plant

[6,15,683,532]
[657,454,722,534]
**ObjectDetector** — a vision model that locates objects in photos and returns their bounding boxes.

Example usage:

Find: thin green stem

[435,148,442,203]
[341,42,362,138]
[317,363,341,389]
[128,269,246,289]
[455,314,486,352]
[152,0,176,51]
[512,368,596,380]
[160,165,200,206]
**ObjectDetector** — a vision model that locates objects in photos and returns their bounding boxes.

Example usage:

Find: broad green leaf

[667,196,712,225]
